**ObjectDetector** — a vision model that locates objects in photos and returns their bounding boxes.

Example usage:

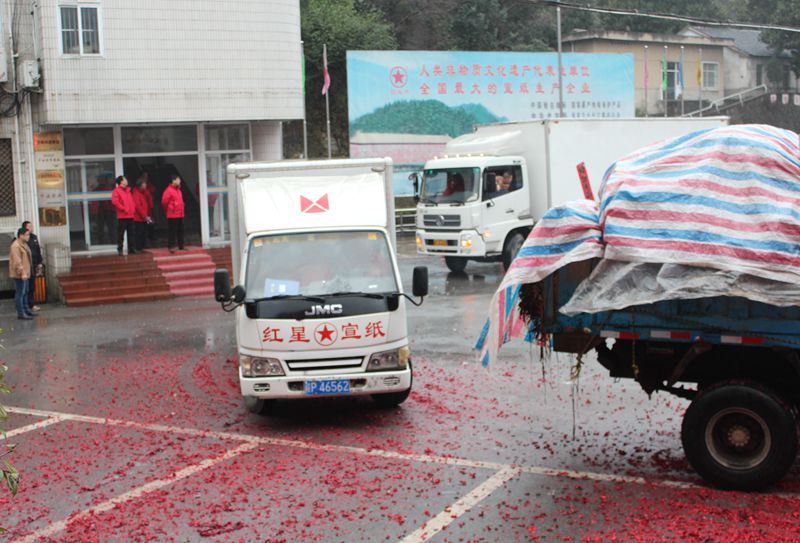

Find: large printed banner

[347,51,634,195]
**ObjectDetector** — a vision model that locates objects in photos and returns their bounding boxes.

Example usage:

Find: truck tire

[372,362,412,408]
[244,396,275,416]
[445,256,468,273]
[681,381,797,491]
[502,232,525,270]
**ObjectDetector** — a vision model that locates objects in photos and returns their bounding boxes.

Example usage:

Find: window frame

[702,62,719,91]
[58,3,103,56]
[482,165,523,201]
[0,139,16,218]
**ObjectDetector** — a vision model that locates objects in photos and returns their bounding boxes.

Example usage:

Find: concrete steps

[59,252,174,306]
[59,246,228,305]
[152,249,216,297]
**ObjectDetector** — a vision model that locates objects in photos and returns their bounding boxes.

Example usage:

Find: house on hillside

[563,30,729,117]
[681,26,798,94]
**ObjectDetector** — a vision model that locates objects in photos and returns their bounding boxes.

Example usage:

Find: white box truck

[414,117,729,273]
[214,158,428,415]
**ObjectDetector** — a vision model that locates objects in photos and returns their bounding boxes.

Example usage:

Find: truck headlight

[460,233,474,248]
[367,346,410,372]
[415,234,423,247]
[240,355,284,377]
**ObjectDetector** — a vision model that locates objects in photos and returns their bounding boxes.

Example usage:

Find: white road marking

[0,405,729,494]
[521,465,698,489]
[11,441,258,543]
[398,467,521,543]
[3,416,63,439]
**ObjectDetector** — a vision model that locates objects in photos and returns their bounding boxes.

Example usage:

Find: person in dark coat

[22,221,43,310]
[161,174,185,253]
[111,175,136,255]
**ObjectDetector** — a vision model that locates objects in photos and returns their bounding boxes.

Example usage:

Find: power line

[525,0,800,34]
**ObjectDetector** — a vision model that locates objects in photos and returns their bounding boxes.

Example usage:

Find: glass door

[204,125,251,243]
[123,156,201,247]
[66,159,116,251]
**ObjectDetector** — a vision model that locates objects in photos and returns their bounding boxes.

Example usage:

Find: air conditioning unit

[22,60,40,88]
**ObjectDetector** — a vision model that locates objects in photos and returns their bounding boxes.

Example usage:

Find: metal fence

[395,207,416,233]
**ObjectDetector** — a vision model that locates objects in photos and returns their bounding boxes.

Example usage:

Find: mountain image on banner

[349,100,506,138]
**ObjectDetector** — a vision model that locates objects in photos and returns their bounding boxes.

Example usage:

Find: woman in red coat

[111,176,136,255]
[161,174,185,253]
[132,178,152,252]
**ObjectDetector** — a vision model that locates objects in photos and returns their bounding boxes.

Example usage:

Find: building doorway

[123,155,201,247]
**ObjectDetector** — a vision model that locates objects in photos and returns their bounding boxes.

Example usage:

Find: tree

[748,0,800,76]
[0,351,19,533]
[294,0,397,158]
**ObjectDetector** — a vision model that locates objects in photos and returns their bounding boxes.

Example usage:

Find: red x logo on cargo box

[300,193,329,213]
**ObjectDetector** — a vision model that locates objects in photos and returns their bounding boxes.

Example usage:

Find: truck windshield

[245,230,398,299]
[420,167,479,204]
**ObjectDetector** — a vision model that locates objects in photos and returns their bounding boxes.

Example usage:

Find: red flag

[321,44,330,96]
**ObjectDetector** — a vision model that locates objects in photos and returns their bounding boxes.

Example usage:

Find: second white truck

[414,117,729,273]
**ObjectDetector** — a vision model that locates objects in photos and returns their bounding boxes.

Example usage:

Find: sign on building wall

[34,132,67,226]
[347,50,634,195]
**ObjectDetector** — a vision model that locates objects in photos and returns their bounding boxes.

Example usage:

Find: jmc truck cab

[214,158,427,415]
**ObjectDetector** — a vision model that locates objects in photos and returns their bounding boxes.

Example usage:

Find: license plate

[433,239,447,246]
[304,379,351,396]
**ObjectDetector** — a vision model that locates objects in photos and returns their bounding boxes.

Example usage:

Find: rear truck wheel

[444,256,468,273]
[502,232,525,271]
[681,381,797,491]
[244,396,276,416]
[372,361,413,408]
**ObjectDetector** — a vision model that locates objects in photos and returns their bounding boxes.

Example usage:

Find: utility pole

[557,6,565,117]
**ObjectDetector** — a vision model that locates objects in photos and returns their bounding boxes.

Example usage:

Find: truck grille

[423,214,461,228]
[286,357,363,371]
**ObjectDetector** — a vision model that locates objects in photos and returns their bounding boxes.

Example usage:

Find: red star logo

[390,66,407,88]
[314,323,338,346]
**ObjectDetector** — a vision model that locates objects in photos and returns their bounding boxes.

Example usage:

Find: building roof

[350,132,452,145]
[563,30,732,48]
[687,26,776,57]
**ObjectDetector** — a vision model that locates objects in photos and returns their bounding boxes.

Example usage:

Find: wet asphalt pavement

[0,236,799,542]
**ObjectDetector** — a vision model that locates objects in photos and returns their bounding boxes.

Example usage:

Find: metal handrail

[683,84,768,117]
[395,207,417,233]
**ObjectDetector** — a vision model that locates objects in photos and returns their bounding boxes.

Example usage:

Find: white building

[1,0,303,289]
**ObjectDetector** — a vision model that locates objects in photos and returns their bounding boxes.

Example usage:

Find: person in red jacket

[132,177,152,252]
[111,175,136,255]
[161,174,185,253]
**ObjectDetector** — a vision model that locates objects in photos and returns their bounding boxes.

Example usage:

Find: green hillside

[350,100,503,137]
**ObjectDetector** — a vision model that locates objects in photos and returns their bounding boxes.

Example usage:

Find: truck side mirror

[232,285,246,304]
[214,269,232,302]
[412,266,428,298]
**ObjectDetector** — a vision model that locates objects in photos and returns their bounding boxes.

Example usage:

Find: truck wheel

[681,381,797,491]
[372,362,413,408]
[244,396,275,416]
[445,256,468,273]
[502,232,525,270]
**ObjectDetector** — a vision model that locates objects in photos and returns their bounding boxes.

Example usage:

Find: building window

[205,125,251,240]
[0,139,15,217]
[756,64,764,86]
[702,62,719,90]
[60,5,101,55]
[664,61,679,100]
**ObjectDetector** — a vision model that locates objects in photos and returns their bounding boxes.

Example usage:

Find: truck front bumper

[415,229,489,257]
[240,367,412,400]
